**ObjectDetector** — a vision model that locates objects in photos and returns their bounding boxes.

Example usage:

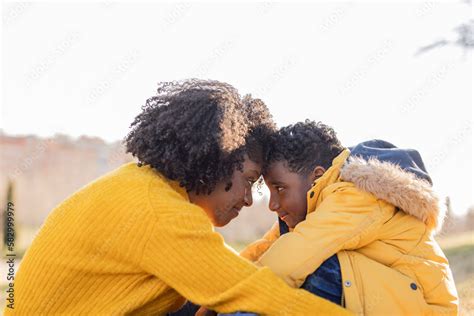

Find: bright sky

[2,1,473,214]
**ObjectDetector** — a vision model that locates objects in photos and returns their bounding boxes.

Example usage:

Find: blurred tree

[442,196,458,234]
[416,1,473,55]
[465,205,474,232]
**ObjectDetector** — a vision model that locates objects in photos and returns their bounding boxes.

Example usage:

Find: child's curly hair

[124,79,276,195]
[264,119,344,175]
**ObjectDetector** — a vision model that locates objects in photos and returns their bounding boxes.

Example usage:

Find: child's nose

[269,199,280,212]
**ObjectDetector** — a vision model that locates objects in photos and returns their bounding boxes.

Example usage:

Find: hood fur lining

[340,157,444,231]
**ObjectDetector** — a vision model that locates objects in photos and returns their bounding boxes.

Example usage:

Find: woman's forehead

[242,157,262,175]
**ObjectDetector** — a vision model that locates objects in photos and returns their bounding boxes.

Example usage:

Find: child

[241,120,459,315]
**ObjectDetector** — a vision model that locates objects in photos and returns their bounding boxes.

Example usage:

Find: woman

[7,80,347,315]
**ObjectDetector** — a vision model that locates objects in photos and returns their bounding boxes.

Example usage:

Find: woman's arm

[140,198,349,315]
[239,221,280,262]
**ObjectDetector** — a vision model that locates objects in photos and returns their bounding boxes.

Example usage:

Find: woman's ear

[310,166,326,182]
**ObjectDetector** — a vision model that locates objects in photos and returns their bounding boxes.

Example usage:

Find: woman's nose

[244,188,253,207]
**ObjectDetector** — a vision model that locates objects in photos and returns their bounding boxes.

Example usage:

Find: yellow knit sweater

[6,162,348,315]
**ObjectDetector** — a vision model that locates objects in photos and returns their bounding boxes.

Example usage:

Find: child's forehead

[263,160,301,181]
[267,159,290,170]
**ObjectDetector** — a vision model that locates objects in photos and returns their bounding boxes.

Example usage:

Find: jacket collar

[306,149,350,215]
[305,148,443,231]
[340,156,442,231]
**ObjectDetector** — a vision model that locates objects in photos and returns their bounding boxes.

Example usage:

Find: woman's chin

[213,219,230,227]
[214,212,239,227]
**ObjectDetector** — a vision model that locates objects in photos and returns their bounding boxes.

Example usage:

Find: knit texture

[6,162,348,316]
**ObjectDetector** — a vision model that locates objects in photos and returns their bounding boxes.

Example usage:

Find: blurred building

[0,132,133,227]
[0,131,275,243]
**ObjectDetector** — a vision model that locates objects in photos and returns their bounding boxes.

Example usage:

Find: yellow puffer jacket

[241,149,458,315]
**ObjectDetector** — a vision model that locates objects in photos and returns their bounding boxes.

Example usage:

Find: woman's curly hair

[264,119,344,175]
[124,79,275,195]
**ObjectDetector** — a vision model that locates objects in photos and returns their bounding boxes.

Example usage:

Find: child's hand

[195,306,217,316]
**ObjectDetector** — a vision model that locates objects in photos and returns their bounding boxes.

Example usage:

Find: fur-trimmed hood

[340,140,444,231]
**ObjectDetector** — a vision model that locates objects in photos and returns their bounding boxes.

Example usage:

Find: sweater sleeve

[257,185,391,288]
[140,197,350,316]
[239,220,280,262]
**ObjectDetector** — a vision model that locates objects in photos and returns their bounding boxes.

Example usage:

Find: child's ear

[310,166,326,182]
